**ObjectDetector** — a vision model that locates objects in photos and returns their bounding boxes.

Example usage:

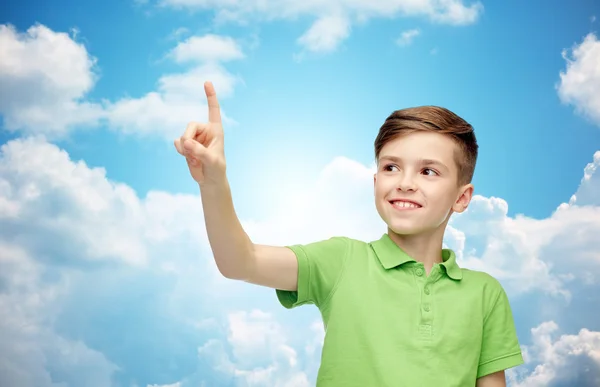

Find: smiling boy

[175,82,524,387]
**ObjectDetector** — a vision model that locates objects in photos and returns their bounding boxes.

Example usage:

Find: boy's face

[373,131,473,236]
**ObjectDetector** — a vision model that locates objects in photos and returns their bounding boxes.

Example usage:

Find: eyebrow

[379,155,450,171]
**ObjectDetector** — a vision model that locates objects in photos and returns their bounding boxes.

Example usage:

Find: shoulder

[285,236,355,265]
[461,268,502,286]
[289,235,350,253]
[290,236,370,254]
[460,268,509,304]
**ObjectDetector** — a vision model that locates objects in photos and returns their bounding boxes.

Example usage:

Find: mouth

[389,199,423,210]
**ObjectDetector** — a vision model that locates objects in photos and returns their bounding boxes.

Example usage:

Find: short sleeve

[275,237,349,310]
[477,284,524,378]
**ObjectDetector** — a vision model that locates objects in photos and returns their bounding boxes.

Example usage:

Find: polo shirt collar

[370,233,462,280]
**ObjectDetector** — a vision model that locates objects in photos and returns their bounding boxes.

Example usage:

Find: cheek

[373,183,389,208]
[428,188,459,211]
[374,181,390,199]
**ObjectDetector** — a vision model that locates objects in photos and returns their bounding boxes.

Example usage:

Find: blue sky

[1,0,599,386]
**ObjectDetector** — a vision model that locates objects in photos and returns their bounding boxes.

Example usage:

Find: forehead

[379,131,458,164]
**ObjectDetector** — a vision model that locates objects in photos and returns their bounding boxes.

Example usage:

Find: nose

[397,171,417,192]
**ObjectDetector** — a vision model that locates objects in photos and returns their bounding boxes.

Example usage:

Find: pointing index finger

[204,81,222,124]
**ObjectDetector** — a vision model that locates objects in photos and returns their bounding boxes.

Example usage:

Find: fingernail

[183,139,192,149]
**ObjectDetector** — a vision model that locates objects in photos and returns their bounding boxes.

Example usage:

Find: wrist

[198,172,229,193]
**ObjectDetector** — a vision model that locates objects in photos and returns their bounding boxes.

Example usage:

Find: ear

[452,183,473,213]
[373,173,377,194]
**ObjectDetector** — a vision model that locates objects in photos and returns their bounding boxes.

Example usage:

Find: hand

[174,81,226,186]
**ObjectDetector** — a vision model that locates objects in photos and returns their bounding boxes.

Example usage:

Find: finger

[181,121,201,143]
[180,122,207,162]
[204,81,222,124]
[183,138,208,162]
[174,138,184,155]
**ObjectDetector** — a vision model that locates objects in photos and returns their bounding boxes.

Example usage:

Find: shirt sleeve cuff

[477,352,525,378]
[275,245,310,309]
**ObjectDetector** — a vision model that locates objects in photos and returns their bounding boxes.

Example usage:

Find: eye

[422,168,439,176]
[383,164,399,172]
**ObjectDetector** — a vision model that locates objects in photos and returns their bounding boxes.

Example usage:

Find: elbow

[215,243,256,281]
[216,262,248,281]
[217,264,239,280]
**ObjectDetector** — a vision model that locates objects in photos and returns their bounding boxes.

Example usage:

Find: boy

[174,81,524,387]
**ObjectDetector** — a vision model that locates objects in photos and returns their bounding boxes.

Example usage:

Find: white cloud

[428,0,482,24]
[243,156,382,247]
[305,321,325,357]
[1,137,148,266]
[157,0,483,52]
[0,23,243,140]
[168,27,190,41]
[0,136,214,267]
[105,62,240,139]
[557,33,600,126]
[169,34,244,63]
[159,0,483,25]
[0,136,221,385]
[566,150,600,207]
[105,32,244,139]
[449,171,600,298]
[297,14,351,53]
[509,322,600,387]
[0,23,104,136]
[227,310,297,368]
[194,310,311,387]
[0,242,119,387]
[396,28,420,46]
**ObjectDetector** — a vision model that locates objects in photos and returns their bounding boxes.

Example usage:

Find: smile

[389,200,422,210]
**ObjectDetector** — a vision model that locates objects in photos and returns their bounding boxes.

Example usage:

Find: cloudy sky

[1,1,600,386]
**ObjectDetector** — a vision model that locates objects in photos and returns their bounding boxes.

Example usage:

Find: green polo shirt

[276,234,524,386]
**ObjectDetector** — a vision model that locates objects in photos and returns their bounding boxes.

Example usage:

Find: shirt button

[415,268,424,276]
[423,304,430,312]
[424,287,430,295]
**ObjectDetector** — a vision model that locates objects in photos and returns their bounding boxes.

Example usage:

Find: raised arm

[174,81,298,291]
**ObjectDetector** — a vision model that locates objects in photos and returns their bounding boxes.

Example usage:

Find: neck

[387,225,446,274]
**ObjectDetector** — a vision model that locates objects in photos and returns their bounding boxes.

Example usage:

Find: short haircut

[374,106,479,185]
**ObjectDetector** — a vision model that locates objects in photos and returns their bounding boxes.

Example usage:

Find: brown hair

[374,106,479,185]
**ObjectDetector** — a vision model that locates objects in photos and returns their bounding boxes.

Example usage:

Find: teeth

[393,201,419,208]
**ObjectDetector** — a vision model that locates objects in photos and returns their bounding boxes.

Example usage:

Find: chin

[385,220,425,236]
[389,226,423,236]
[387,217,450,239]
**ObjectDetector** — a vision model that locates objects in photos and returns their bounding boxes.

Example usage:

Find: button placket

[421,268,436,326]
[415,264,432,339]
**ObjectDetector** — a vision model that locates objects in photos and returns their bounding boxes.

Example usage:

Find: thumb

[183,139,208,162]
